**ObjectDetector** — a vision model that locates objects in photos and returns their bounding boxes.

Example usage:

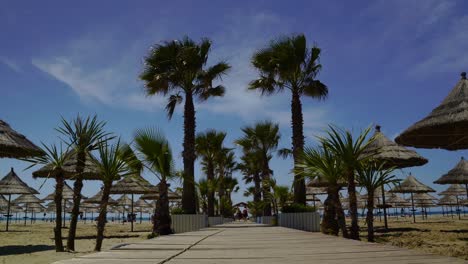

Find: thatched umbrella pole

[23,204,28,226]
[62,201,66,228]
[6,194,11,231]
[455,195,461,220]
[131,194,134,231]
[410,193,416,223]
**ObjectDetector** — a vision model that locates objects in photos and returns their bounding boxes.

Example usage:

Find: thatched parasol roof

[115,194,132,206]
[83,190,118,205]
[12,194,42,204]
[307,176,348,188]
[395,73,468,150]
[140,188,180,200]
[42,182,86,201]
[306,186,327,195]
[27,203,45,210]
[362,125,428,168]
[438,184,466,196]
[413,192,438,201]
[110,174,153,195]
[414,199,436,207]
[389,174,435,194]
[438,195,458,206]
[0,168,39,195]
[306,194,321,202]
[32,150,101,180]
[434,157,468,185]
[0,120,43,158]
[386,193,408,206]
[134,199,151,208]
[0,195,8,208]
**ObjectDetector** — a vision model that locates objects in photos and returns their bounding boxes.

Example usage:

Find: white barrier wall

[171,214,207,233]
[208,216,224,226]
[278,212,320,232]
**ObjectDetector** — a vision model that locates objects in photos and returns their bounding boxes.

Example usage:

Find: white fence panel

[278,212,320,232]
[171,214,207,233]
[208,216,224,226]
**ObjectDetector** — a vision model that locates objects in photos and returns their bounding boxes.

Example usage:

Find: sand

[0,220,153,264]
[362,214,468,260]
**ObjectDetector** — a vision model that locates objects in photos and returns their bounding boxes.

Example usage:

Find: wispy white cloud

[0,56,21,73]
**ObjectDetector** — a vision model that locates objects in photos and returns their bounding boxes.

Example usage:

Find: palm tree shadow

[62,234,140,240]
[0,245,55,256]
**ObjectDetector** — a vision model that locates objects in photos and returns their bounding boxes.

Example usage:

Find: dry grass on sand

[0,221,153,264]
[361,215,468,260]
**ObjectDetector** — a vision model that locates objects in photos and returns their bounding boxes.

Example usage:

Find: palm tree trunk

[262,157,272,216]
[347,171,360,240]
[366,194,375,242]
[207,162,215,217]
[68,151,86,251]
[154,179,172,235]
[54,174,65,252]
[95,182,111,251]
[322,186,338,235]
[291,88,306,205]
[182,91,197,214]
[253,172,262,217]
[334,189,349,238]
[219,171,226,217]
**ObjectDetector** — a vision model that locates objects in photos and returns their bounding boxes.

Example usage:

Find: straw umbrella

[110,175,153,231]
[439,184,466,219]
[115,195,132,224]
[83,190,118,222]
[0,120,43,158]
[395,72,468,150]
[306,187,326,208]
[0,168,39,230]
[413,193,437,220]
[134,199,151,224]
[27,203,46,223]
[438,195,458,218]
[12,193,42,225]
[362,125,428,229]
[389,173,435,223]
[42,182,86,227]
[434,157,468,199]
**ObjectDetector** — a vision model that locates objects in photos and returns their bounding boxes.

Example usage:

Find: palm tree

[250,34,328,205]
[134,128,176,235]
[319,125,373,240]
[57,115,111,251]
[197,178,209,214]
[237,151,263,216]
[235,121,280,216]
[221,176,239,217]
[23,144,72,252]
[356,162,398,242]
[140,37,231,214]
[264,178,290,215]
[296,145,348,237]
[93,140,139,251]
[215,148,236,217]
[196,130,226,216]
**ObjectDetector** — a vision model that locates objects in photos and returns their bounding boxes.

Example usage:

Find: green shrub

[147,233,158,239]
[281,203,316,213]
[171,207,186,215]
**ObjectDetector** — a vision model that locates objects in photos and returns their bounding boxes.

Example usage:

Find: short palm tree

[238,151,263,216]
[56,115,112,251]
[221,175,239,217]
[296,145,348,237]
[93,140,139,251]
[140,37,230,214]
[23,144,72,252]
[356,162,398,242]
[197,178,209,214]
[134,128,176,235]
[215,148,236,217]
[250,34,328,205]
[235,121,280,216]
[196,130,226,216]
[319,125,373,240]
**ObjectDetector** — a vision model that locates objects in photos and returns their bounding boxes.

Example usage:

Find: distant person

[242,209,248,221]
[236,209,242,221]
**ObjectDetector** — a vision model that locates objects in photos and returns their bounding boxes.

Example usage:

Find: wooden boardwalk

[54,222,467,264]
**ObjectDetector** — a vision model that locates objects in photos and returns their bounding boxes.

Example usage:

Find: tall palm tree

[195,130,226,216]
[235,121,280,216]
[134,128,175,235]
[319,125,373,240]
[57,115,111,251]
[140,37,231,214]
[296,145,348,237]
[23,144,72,252]
[250,34,328,205]
[220,175,239,217]
[356,162,398,242]
[93,140,139,251]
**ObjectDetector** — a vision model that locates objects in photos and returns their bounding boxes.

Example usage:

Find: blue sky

[1,0,467,204]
